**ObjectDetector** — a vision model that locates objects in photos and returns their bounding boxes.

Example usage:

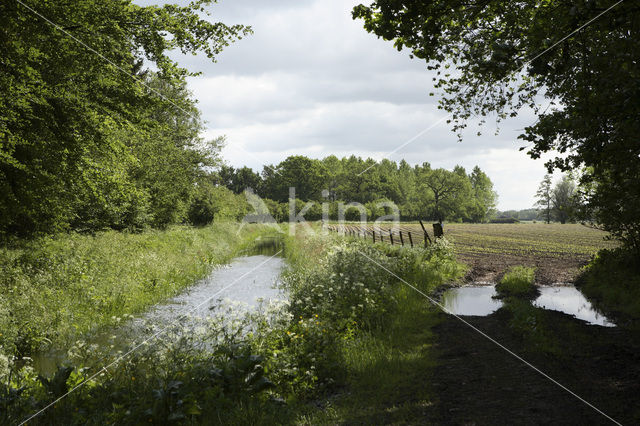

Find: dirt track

[430,308,640,425]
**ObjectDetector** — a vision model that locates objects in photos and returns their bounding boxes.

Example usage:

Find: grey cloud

[138,0,548,209]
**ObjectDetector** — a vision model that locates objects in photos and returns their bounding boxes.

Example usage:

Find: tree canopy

[0,0,250,235]
[216,155,497,223]
[353,0,640,251]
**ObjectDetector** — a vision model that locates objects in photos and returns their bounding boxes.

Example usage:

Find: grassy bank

[1,226,465,424]
[0,223,271,357]
[577,248,640,325]
[495,266,537,299]
[273,232,465,423]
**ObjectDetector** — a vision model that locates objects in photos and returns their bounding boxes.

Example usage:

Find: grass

[0,223,275,357]
[495,266,537,299]
[302,288,441,424]
[282,229,464,423]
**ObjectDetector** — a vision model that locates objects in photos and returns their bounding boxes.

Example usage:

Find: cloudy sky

[149,0,560,210]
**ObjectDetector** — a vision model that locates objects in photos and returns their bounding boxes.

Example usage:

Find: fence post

[399,230,404,246]
[380,234,384,243]
[433,223,444,239]
[389,230,394,245]
[372,231,376,243]
[418,220,432,247]
[408,231,413,247]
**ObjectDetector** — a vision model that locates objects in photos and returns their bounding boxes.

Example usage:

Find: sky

[144,0,560,210]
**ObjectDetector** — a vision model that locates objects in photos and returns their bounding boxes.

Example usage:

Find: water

[533,286,615,327]
[441,284,615,327]
[33,254,286,375]
[442,286,503,316]
[140,254,285,321]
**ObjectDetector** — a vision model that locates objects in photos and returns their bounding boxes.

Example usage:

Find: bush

[577,248,640,322]
[188,183,249,225]
[495,266,537,299]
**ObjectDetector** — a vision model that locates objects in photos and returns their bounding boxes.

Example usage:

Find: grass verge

[0,227,465,424]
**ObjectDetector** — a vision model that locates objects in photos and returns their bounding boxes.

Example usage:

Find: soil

[458,252,588,285]
[428,309,640,425]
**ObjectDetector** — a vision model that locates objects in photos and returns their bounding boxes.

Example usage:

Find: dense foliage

[353,0,640,252]
[217,155,498,223]
[0,223,266,358]
[0,0,250,236]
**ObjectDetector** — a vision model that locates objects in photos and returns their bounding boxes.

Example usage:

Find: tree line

[210,155,498,223]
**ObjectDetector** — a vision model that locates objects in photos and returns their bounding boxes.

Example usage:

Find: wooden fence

[325,220,437,248]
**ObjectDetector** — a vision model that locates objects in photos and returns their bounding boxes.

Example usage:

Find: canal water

[33,250,287,375]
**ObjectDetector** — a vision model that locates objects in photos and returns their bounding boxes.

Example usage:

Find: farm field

[330,223,616,284]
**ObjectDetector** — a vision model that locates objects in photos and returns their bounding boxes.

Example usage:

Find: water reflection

[534,286,615,327]
[442,286,503,316]
[442,284,615,327]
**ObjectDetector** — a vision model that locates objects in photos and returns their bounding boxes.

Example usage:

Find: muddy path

[429,308,640,425]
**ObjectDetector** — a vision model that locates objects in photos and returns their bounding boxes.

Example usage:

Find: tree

[469,166,498,222]
[552,174,577,224]
[420,168,470,224]
[535,174,553,224]
[262,156,328,202]
[0,0,250,235]
[353,1,640,251]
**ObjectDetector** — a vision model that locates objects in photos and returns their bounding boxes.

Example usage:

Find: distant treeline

[493,209,539,223]
[210,155,498,223]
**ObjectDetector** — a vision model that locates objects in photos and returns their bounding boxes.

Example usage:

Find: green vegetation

[0,224,268,357]
[578,249,640,324]
[0,226,465,424]
[534,174,579,224]
[0,0,250,236]
[495,266,537,299]
[217,157,498,223]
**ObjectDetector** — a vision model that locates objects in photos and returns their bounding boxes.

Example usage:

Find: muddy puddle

[34,245,286,375]
[442,284,615,327]
[442,286,503,316]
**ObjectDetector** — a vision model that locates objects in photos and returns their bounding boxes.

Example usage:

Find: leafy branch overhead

[353,0,640,252]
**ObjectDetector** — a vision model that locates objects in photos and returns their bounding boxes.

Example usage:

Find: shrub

[495,266,537,299]
[577,248,640,322]
[188,183,249,225]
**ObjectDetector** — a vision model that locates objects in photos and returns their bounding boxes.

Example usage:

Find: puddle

[534,286,615,327]
[442,284,615,327]
[442,286,503,316]
[33,254,286,375]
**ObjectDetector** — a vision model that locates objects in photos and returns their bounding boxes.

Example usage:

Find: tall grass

[0,224,271,356]
[271,231,464,423]
[1,226,466,424]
